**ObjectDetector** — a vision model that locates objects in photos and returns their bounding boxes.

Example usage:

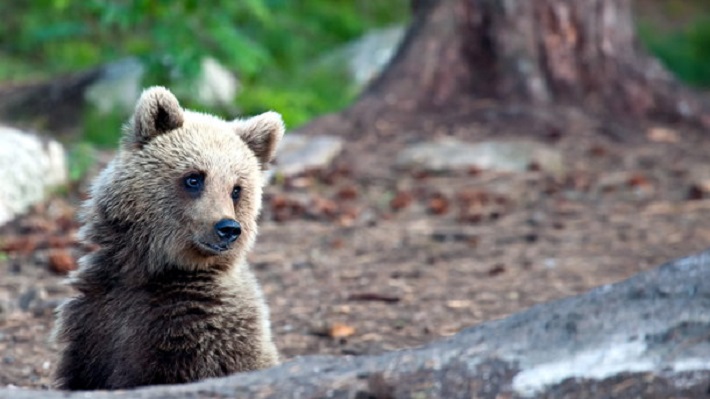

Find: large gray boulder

[2,250,709,398]
[0,126,67,226]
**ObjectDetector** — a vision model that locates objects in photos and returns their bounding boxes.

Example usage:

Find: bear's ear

[127,86,184,147]
[235,111,285,169]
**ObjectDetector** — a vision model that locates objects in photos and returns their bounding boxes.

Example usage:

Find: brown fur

[53,87,284,390]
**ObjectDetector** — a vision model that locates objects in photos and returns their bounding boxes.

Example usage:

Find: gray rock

[17,288,38,312]
[396,138,564,175]
[84,58,144,114]
[0,126,67,226]
[17,287,48,313]
[87,57,239,112]
[322,25,405,88]
[194,57,241,108]
[3,249,710,398]
[271,134,343,178]
[343,26,405,86]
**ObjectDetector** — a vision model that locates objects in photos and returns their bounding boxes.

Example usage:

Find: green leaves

[204,13,271,77]
[0,0,409,141]
[639,17,710,88]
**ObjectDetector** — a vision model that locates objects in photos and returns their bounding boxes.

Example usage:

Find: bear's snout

[215,218,242,244]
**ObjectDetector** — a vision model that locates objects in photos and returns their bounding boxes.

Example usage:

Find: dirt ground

[1,106,710,390]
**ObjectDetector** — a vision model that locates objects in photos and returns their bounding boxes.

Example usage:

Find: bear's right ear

[235,111,285,169]
[125,86,184,148]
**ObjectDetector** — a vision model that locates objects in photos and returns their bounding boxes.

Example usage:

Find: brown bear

[53,86,283,390]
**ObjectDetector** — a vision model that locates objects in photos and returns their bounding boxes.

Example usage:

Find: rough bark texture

[2,249,710,398]
[359,0,710,126]
[0,69,101,133]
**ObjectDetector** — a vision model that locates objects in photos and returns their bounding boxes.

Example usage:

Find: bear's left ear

[126,86,184,148]
[235,111,285,169]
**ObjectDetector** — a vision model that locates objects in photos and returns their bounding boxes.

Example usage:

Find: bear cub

[53,87,283,390]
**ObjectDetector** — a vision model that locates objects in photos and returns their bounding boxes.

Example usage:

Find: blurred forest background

[2,1,710,392]
[0,1,407,133]
[1,1,709,145]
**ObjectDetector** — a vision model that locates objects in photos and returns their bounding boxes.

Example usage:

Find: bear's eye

[231,186,242,202]
[183,173,205,193]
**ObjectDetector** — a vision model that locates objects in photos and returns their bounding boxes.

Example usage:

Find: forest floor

[1,104,710,390]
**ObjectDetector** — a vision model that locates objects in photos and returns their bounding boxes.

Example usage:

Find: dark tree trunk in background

[0,69,102,134]
[356,0,709,126]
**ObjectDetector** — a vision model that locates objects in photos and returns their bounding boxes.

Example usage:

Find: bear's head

[82,87,284,274]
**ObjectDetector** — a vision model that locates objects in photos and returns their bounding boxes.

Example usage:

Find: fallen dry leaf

[0,235,40,254]
[646,126,680,143]
[329,323,356,338]
[390,191,413,211]
[336,185,358,200]
[487,264,506,276]
[446,300,471,309]
[626,173,652,189]
[428,193,450,215]
[47,235,78,249]
[48,249,76,274]
[688,181,710,200]
[312,196,338,218]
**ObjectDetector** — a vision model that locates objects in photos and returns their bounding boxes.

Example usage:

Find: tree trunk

[0,69,102,134]
[357,0,709,126]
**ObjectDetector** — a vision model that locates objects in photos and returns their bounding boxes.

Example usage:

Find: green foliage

[82,107,126,148]
[639,17,710,88]
[67,142,98,182]
[0,0,409,141]
[238,65,356,128]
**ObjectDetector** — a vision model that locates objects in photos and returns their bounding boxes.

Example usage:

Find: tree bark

[0,69,102,134]
[358,0,709,126]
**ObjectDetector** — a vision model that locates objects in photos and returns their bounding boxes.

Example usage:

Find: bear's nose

[214,219,241,243]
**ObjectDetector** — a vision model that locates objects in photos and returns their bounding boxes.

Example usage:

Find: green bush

[0,0,409,141]
[639,17,710,88]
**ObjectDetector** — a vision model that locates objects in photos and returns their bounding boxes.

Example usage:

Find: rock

[194,57,241,108]
[84,58,144,114]
[88,57,239,112]
[17,288,38,312]
[271,134,344,178]
[4,250,710,398]
[343,26,405,86]
[322,25,405,88]
[0,126,67,226]
[396,138,564,175]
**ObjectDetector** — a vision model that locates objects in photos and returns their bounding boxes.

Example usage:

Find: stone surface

[3,249,710,398]
[84,58,144,114]
[0,126,67,226]
[194,57,241,108]
[322,25,405,88]
[86,57,240,114]
[271,134,344,178]
[396,138,565,175]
